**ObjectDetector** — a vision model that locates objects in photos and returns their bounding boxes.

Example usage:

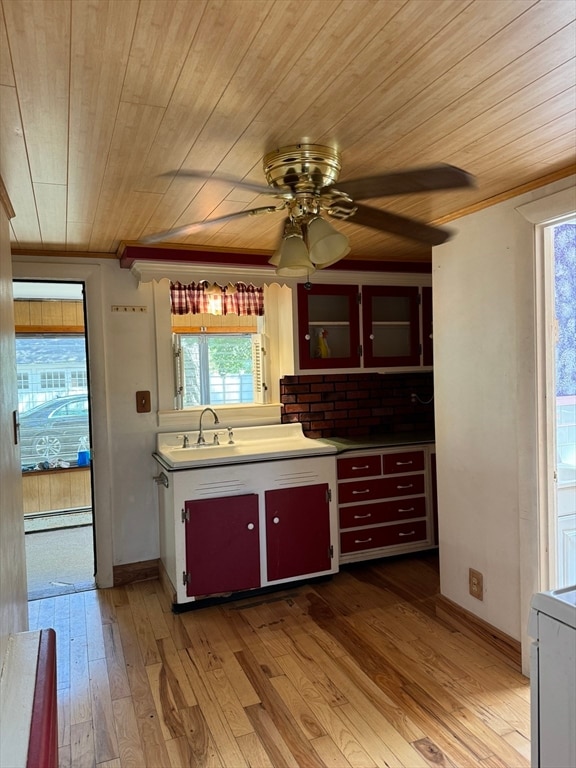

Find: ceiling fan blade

[326,164,475,200]
[161,169,277,196]
[140,206,279,244]
[344,202,452,246]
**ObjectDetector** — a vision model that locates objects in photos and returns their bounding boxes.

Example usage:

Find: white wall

[434,176,575,669]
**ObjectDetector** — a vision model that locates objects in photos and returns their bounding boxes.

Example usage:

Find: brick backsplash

[280,372,434,438]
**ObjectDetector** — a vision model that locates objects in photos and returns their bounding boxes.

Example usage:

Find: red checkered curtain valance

[170,281,264,316]
[233,282,264,316]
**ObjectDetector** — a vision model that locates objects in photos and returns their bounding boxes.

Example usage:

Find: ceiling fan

[141,143,475,275]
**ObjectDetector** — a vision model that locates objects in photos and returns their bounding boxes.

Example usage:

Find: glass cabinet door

[362,286,420,367]
[297,284,360,369]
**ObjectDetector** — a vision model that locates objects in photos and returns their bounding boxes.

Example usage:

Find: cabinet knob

[247,523,255,530]
[305,334,311,341]
[370,334,374,340]
[273,516,280,524]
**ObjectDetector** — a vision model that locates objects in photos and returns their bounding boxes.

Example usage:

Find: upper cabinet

[362,285,420,367]
[297,284,361,369]
[296,280,432,373]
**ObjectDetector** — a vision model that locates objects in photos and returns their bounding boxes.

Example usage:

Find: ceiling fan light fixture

[272,232,316,277]
[314,242,351,269]
[145,145,474,254]
[307,216,350,266]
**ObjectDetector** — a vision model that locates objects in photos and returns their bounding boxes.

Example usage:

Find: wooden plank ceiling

[1,0,575,264]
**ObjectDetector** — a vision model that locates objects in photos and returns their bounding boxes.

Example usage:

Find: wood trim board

[436,594,522,672]
[113,559,159,586]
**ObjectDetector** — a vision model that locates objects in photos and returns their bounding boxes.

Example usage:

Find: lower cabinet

[337,445,435,564]
[157,456,338,607]
[184,494,260,597]
[265,485,331,581]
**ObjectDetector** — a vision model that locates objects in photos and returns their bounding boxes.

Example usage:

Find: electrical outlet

[469,568,484,600]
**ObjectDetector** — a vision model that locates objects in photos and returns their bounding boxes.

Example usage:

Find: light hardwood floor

[28,552,531,768]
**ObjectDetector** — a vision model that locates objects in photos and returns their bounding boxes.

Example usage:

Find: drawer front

[340,520,428,553]
[337,455,381,479]
[382,450,425,475]
[338,473,425,504]
[340,496,426,529]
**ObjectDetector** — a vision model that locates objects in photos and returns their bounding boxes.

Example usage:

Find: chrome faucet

[197,407,219,444]
[177,433,189,448]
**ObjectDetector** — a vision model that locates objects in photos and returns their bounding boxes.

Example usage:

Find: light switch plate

[136,391,151,413]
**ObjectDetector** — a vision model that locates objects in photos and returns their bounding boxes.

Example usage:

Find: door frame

[516,186,574,673]
[12,259,114,588]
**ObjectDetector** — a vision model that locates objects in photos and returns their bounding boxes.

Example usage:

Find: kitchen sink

[155,423,336,469]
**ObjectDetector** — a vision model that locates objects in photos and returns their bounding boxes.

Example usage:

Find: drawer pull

[352,489,370,495]
[351,464,370,470]
[395,460,413,465]
[398,530,416,536]
[353,513,372,519]
[397,484,414,489]
[397,507,415,513]
[354,537,373,544]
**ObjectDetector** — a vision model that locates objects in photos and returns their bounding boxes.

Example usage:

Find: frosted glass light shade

[307,217,350,267]
[271,235,316,276]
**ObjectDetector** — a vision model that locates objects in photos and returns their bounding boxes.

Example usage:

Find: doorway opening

[550,221,576,588]
[538,218,576,590]
[14,280,96,599]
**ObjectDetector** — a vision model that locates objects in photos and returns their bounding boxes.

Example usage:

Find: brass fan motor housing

[263,144,341,192]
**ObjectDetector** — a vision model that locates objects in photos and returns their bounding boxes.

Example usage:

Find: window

[41,370,67,390]
[148,273,292,419]
[552,220,576,587]
[17,372,30,391]
[174,332,267,407]
[70,369,88,389]
[169,280,271,409]
[16,334,89,467]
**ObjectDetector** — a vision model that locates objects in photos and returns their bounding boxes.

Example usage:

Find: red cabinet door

[265,484,331,582]
[297,283,361,369]
[362,285,420,367]
[185,494,260,597]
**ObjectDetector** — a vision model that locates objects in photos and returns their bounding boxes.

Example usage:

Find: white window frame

[151,271,292,429]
